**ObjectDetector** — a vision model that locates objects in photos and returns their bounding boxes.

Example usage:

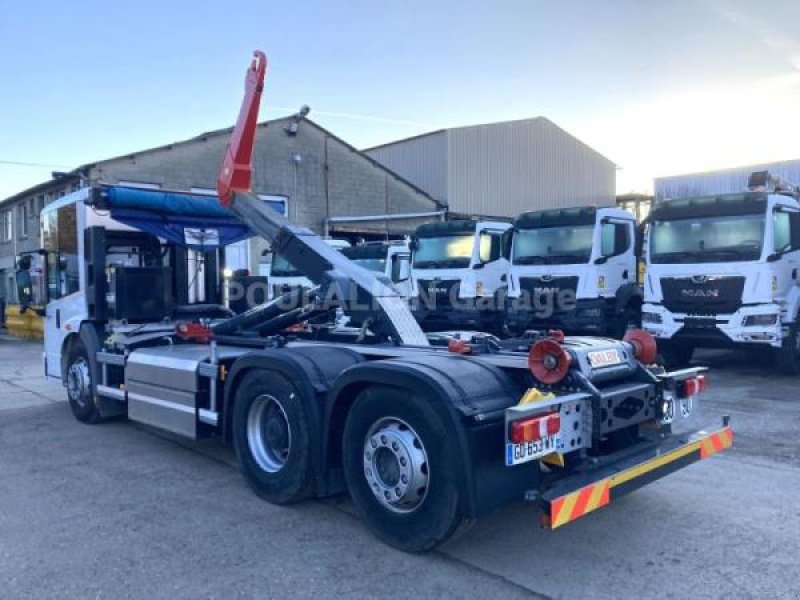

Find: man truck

[643,171,800,372]
[44,50,731,552]
[505,206,641,337]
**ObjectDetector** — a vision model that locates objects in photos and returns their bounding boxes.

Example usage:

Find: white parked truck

[341,241,412,298]
[410,219,511,331]
[265,238,350,300]
[43,50,732,553]
[505,206,641,337]
[643,171,800,372]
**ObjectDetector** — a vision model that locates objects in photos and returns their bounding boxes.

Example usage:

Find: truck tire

[778,320,800,375]
[657,340,694,370]
[232,370,315,504]
[65,341,102,424]
[342,385,471,552]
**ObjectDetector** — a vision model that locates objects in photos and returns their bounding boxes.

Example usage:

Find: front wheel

[778,320,800,375]
[65,342,101,424]
[342,386,471,552]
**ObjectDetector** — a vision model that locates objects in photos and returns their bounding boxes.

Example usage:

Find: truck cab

[410,219,510,330]
[265,238,350,300]
[341,241,411,298]
[643,171,800,372]
[505,206,641,337]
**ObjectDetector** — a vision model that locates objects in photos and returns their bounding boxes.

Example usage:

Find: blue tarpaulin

[98,187,284,250]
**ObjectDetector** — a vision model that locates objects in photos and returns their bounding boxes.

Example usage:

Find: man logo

[681,288,720,298]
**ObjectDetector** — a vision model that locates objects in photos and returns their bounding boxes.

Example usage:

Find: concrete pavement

[1,338,798,599]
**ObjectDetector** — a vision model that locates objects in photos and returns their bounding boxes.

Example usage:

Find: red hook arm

[217,50,267,206]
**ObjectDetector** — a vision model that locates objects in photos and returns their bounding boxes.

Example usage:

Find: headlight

[743,314,778,327]
[642,311,662,324]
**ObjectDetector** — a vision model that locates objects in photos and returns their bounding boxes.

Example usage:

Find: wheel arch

[615,282,643,313]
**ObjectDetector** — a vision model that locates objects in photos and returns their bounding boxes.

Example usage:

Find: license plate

[505,435,560,466]
[588,348,621,368]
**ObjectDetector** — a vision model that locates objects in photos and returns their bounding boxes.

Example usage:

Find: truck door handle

[56,309,61,328]
[793,269,798,281]
[622,270,629,280]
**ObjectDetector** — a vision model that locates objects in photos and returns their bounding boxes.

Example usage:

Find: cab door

[596,218,636,297]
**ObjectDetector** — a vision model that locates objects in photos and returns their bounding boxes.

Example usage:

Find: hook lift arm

[214,50,429,346]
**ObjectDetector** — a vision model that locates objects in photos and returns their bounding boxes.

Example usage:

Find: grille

[417,278,460,307]
[660,276,745,315]
[519,276,579,297]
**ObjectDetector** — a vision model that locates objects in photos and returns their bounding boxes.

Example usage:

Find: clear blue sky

[1,0,799,198]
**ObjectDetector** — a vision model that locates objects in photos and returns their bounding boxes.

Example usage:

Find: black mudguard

[325,354,540,517]
[615,282,643,313]
[79,323,126,419]
[223,345,364,496]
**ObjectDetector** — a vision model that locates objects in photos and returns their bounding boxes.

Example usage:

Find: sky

[1,0,799,199]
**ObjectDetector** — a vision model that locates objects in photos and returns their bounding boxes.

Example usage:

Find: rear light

[679,375,706,397]
[510,412,560,444]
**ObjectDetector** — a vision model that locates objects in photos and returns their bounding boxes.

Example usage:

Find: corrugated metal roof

[655,159,800,201]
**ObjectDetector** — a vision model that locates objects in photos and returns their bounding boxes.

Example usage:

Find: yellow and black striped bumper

[542,424,733,529]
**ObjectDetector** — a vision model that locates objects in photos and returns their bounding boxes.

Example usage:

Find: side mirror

[594,256,609,265]
[409,239,418,251]
[767,252,783,263]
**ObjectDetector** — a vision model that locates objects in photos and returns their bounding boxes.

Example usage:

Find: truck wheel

[615,305,641,339]
[65,342,101,424]
[342,386,471,552]
[232,371,315,504]
[657,340,694,370]
[778,321,800,375]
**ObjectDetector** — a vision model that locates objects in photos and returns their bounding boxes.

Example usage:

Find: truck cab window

[601,222,630,257]
[479,232,502,263]
[41,203,80,300]
[773,211,791,253]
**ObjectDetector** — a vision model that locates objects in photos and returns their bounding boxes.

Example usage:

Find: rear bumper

[540,420,733,529]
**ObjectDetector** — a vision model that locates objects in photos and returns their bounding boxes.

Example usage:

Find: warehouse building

[365,117,616,219]
[0,114,443,309]
[655,159,800,201]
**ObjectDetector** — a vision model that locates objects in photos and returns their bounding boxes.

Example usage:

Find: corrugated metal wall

[655,159,800,201]
[366,118,615,219]
[365,131,449,203]
[447,118,614,217]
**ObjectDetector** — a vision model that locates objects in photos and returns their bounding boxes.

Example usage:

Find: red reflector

[448,339,472,354]
[698,374,707,392]
[510,412,560,444]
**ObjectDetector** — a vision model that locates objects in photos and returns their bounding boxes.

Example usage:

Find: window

[513,225,594,265]
[479,231,503,263]
[413,235,474,269]
[42,203,80,299]
[773,211,791,253]
[650,214,765,264]
[600,222,630,257]
[19,202,30,237]
[0,211,11,241]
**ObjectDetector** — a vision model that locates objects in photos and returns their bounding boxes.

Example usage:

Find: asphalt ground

[1,337,798,599]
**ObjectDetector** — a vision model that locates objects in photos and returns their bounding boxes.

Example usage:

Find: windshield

[351,258,387,273]
[270,253,302,277]
[650,213,765,264]
[413,234,474,268]
[512,225,594,265]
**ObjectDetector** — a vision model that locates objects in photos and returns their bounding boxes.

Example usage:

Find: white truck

[341,241,411,298]
[265,238,350,300]
[505,206,641,337]
[410,219,511,331]
[642,171,800,372]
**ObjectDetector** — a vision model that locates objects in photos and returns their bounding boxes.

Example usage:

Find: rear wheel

[778,320,800,375]
[65,342,101,424]
[232,371,315,504]
[657,340,694,370]
[342,386,471,552]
